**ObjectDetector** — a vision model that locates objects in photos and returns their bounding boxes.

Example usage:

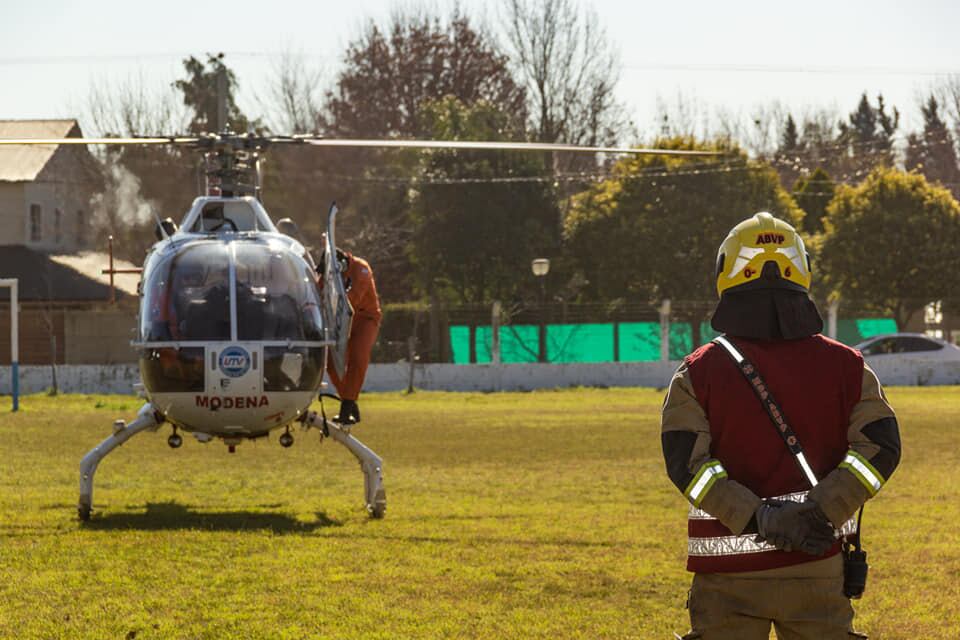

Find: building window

[29,205,42,242]
[77,210,86,245]
[55,209,62,244]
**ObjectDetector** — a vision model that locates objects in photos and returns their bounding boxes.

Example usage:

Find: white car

[854,333,960,363]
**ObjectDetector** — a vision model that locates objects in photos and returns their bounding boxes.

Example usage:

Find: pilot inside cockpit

[199,204,231,232]
[236,246,306,340]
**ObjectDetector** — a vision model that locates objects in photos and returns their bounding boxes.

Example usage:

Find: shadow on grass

[82,501,342,533]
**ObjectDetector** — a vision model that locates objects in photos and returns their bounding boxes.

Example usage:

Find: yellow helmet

[715,212,811,297]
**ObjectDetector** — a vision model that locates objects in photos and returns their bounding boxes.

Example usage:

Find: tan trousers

[681,556,866,640]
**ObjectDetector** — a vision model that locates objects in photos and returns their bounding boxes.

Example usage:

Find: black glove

[754,499,835,555]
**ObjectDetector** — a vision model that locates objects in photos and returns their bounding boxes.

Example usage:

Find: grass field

[0,387,957,639]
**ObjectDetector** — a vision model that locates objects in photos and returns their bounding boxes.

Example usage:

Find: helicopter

[0,130,721,521]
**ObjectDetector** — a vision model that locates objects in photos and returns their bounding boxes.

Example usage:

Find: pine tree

[836,93,899,180]
[780,115,800,153]
[905,95,960,198]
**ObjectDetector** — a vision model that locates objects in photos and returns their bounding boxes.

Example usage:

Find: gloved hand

[754,499,835,555]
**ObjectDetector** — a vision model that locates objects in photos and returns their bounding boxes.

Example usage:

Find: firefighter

[662,212,901,639]
[322,248,382,424]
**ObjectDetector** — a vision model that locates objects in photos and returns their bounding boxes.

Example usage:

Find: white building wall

[4,358,957,396]
[0,183,25,245]
[23,179,91,254]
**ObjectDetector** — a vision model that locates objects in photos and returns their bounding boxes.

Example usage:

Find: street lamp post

[531,258,550,363]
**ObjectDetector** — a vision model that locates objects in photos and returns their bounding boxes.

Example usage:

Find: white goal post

[1,279,18,412]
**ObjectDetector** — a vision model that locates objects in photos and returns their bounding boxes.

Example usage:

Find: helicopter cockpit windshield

[138,238,327,393]
[142,242,232,342]
[191,201,259,233]
[234,243,324,341]
[140,240,324,343]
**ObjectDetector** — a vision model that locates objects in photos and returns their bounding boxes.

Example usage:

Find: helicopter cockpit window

[192,201,258,233]
[141,243,232,341]
[235,243,324,341]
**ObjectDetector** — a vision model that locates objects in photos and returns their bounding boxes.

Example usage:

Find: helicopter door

[321,204,353,378]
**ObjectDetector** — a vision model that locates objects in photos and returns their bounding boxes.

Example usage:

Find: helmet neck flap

[711,257,823,340]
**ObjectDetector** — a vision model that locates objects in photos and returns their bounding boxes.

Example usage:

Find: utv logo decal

[195,395,270,410]
[219,347,250,377]
[755,233,786,245]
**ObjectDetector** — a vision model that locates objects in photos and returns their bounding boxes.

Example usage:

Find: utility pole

[216,54,227,132]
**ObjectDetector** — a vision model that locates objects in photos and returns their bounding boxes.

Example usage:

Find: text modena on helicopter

[137,195,336,445]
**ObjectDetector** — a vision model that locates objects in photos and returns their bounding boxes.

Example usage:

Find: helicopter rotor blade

[298,138,723,156]
[0,135,723,156]
[0,137,199,146]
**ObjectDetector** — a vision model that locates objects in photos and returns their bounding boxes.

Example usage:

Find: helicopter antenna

[152,210,170,241]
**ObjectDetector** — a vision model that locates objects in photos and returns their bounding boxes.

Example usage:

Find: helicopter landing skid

[305,411,386,518]
[78,403,162,521]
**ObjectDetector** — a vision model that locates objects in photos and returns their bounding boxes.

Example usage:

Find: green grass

[0,387,956,639]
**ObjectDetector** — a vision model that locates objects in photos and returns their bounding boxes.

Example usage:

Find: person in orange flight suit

[323,249,382,424]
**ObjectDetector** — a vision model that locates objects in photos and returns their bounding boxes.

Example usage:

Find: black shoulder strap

[712,335,820,489]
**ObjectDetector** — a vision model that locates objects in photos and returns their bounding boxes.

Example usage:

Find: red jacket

[684,335,863,572]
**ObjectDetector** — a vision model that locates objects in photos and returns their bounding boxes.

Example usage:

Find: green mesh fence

[449,318,894,364]
[474,325,540,363]
[617,323,661,361]
[548,324,615,363]
[450,325,471,364]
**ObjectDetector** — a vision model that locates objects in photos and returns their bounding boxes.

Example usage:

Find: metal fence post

[491,300,501,365]
[1,279,17,411]
[660,299,671,362]
[828,298,840,340]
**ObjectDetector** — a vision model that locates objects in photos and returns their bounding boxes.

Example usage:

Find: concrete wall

[0,307,138,365]
[1,362,679,396]
[1,363,140,394]
[64,309,138,364]
[0,307,65,364]
[362,361,680,392]
[865,357,960,386]
[2,358,958,397]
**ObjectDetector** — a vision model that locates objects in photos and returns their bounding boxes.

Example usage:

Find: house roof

[0,120,82,182]
[50,251,140,296]
[0,245,125,302]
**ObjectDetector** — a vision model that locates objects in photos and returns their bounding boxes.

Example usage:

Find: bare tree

[655,92,714,141]
[84,72,187,137]
[502,0,626,146]
[935,75,960,154]
[258,52,326,134]
[82,72,194,262]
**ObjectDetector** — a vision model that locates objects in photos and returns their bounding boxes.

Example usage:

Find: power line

[0,51,305,66]
[621,61,960,77]
[5,53,960,78]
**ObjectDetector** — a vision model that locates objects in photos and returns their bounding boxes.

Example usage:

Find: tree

[905,95,960,198]
[174,53,260,134]
[564,138,803,347]
[818,167,960,328]
[502,0,625,146]
[793,167,835,235]
[312,9,528,301]
[260,52,325,134]
[325,9,525,138]
[83,73,193,262]
[780,114,800,154]
[408,96,558,306]
[836,93,899,180]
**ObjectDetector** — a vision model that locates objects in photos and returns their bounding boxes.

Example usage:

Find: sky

[2,0,960,139]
